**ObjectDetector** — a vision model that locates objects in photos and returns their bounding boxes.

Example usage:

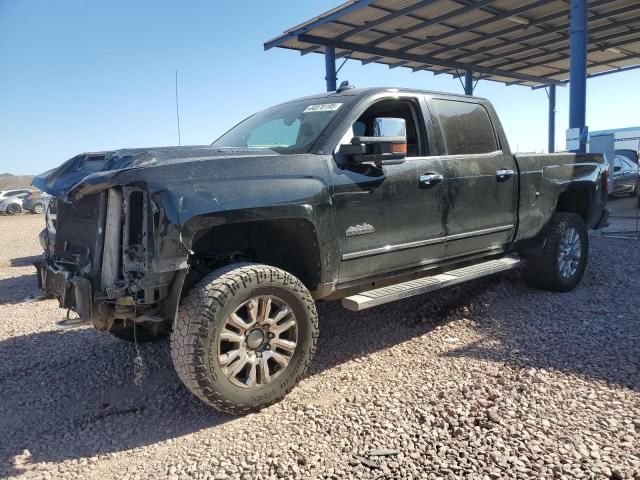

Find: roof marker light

[337,80,355,93]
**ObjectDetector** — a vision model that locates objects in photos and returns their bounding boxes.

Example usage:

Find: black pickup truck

[33,87,609,414]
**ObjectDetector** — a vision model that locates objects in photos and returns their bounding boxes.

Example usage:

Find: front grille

[54,192,107,271]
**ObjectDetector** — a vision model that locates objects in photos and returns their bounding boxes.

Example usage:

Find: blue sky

[1,0,638,175]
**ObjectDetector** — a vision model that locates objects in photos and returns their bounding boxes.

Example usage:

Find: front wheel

[32,203,44,214]
[524,213,589,292]
[171,263,318,414]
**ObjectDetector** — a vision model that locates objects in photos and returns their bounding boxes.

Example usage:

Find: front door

[427,97,518,259]
[330,95,446,284]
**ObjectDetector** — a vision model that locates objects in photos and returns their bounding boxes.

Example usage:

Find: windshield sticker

[303,103,343,113]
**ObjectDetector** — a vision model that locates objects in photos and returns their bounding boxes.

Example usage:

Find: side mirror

[614,166,622,172]
[337,117,408,166]
[350,136,407,166]
[338,137,407,166]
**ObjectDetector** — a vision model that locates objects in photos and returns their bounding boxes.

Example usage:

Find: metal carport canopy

[264,0,640,152]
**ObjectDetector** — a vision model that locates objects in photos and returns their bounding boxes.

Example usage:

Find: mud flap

[594,208,610,229]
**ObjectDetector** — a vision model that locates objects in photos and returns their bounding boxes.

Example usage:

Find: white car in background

[0,191,31,215]
[0,188,33,201]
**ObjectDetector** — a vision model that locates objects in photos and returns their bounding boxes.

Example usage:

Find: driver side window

[339,99,425,157]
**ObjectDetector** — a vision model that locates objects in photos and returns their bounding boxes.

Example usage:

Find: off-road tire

[171,263,318,414]
[108,324,167,343]
[524,212,588,292]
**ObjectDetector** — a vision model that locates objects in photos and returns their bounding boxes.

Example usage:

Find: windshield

[212,99,345,154]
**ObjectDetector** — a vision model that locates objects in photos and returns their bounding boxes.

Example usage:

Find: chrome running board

[342,256,522,311]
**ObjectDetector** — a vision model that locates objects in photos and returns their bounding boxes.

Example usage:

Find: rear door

[427,97,518,259]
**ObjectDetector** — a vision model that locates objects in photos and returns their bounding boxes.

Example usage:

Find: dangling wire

[132,322,145,387]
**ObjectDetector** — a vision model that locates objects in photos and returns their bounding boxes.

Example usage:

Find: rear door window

[431,99,498,155]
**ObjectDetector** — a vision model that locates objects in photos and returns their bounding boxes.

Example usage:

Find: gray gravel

[1,214,638,479]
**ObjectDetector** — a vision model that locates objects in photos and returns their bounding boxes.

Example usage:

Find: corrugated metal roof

[264,0,640,88]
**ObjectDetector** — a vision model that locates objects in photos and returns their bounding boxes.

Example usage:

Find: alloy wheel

[557,226,582,279]
[218,295,298,388]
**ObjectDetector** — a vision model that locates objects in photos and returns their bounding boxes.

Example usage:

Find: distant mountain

[0,174,34,190]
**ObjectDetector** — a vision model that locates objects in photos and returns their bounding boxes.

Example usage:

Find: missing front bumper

[35,261,93,321]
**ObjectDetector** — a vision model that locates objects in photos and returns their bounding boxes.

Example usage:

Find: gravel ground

[1,214,638,480]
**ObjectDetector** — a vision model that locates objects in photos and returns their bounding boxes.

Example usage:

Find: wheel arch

[554,184,592,221]
[187,214,325,293]
[517,184,593,257]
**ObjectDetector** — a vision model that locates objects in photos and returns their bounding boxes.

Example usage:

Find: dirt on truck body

[33,86,609,413]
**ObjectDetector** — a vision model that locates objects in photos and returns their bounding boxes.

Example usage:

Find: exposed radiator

[54,192,107,272]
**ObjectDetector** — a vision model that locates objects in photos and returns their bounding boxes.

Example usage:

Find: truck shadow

[0,274,39,305]
[1,238,637,474]
[9,255,43,268]
[442,237,639,393]
[0,255,43,305]
[0,328,230,477]
[0,280,483,476]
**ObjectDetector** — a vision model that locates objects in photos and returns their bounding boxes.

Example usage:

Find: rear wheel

[524,213,588,292]
[6,203,21,215]
[32,203,44,214]
[171,263,318,414]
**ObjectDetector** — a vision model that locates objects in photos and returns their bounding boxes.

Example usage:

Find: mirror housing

[338,135,407,166]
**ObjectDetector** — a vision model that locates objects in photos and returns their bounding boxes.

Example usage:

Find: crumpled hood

[32,145,277,201]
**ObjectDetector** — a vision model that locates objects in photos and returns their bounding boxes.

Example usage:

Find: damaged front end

[36,185,188,333]
[32,144,300,333]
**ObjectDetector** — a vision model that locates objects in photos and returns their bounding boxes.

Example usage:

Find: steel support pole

[569,0,588,152]
[548,84,556,153]
[464,70,474,96]
[325,46,337,92]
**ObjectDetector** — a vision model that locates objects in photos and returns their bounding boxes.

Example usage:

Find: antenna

[175,70,182,146]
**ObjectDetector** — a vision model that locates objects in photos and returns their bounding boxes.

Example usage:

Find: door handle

[419,173,444,188]
[496,168,516,181]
